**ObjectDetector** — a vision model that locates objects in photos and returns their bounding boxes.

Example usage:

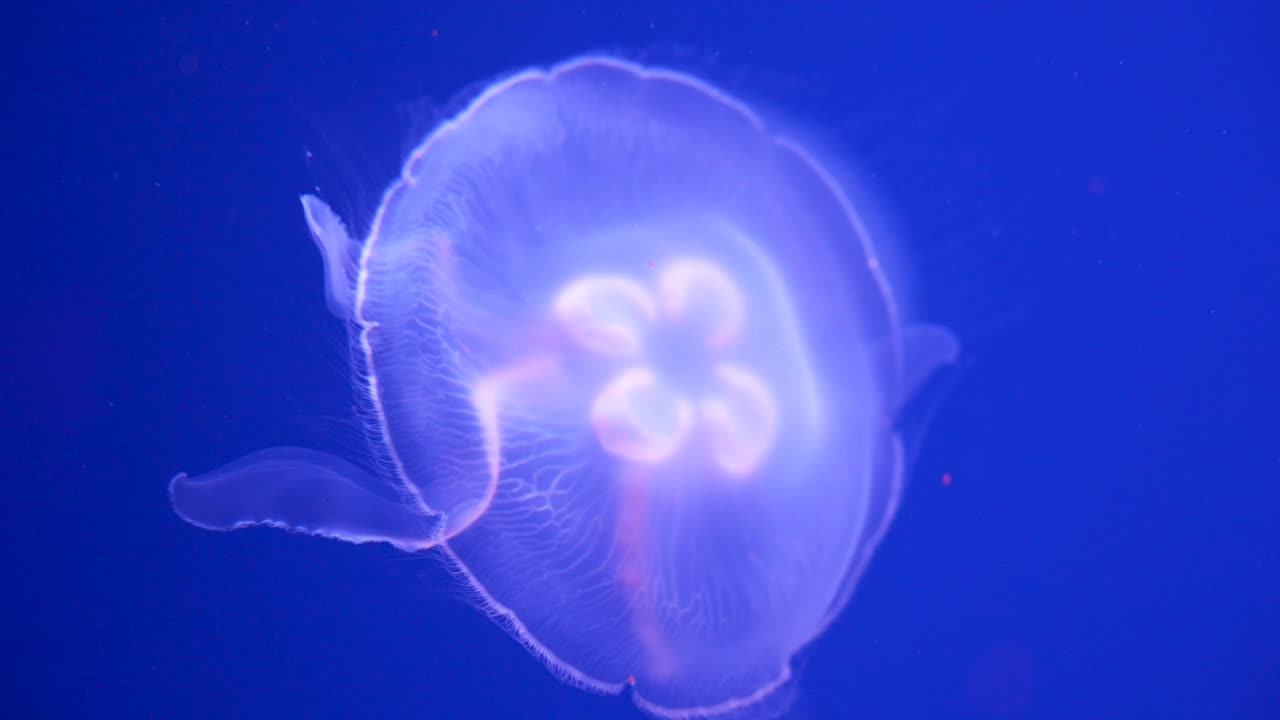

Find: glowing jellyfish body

[170,56,959,717]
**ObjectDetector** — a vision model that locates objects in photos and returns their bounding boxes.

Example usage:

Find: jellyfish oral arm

[889,323,962,415]
[301,194,359,320]
[169,447,440,551]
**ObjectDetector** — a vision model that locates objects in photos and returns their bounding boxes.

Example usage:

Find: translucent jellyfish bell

[170,56,959,717]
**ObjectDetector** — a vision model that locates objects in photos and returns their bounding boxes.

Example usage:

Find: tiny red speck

[942,472,953,487]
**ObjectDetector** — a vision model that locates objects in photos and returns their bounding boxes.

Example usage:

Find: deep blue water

[6,1,1277,718]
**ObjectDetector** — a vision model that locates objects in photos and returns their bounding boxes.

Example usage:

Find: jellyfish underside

[170,56,959,718]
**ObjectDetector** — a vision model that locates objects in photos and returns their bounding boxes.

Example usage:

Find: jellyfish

[170,56,959,718]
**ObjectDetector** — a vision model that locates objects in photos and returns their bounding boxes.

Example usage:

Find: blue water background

[5,1,1277,718]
